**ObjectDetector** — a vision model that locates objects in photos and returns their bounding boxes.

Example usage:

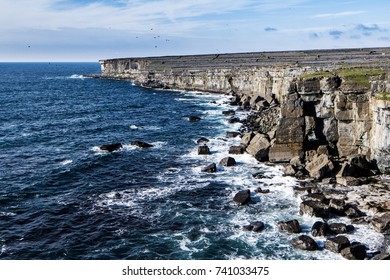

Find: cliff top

[100,47,390,70]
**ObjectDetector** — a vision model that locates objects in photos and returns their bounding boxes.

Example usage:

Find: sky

[1,0,390,61]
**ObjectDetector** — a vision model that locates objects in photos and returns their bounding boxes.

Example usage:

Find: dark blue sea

[0,63,383,260]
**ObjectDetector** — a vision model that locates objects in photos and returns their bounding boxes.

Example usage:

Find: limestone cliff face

[99,49,390,174]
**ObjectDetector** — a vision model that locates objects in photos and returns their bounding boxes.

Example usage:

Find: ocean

[0,63,383,260]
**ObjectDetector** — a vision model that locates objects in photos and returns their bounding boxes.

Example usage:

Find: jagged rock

[329,223,354,234]
[228,117,241,123]
[336,176,361,186]
[255,187,270,194]
[243,221,265,232]
[252,172,273,179]
[240,132,255,147]
[341,243,367,260]
[196,137,209,144]
[301,193,328,204]
[246,133,270,161]
[229,146,244,154]
[311,221,330,237]
[323,118,339,143]
[233,190,251,205]
[299,200,330,218]
[201,163,217,173]
[292,235,318,251]
[99,143,123,152]
[345,205,364,218]
[371,212,390,234]
[226,131,241,138]
[189,116,201,122]
[317,145,329,156]
[130,141,153,148]
[329,198,346,215]
[219,157,236,167]
[277,219,301,234]
[371,252,390,260]
[290,156,304,169]
[284,165,296,176]
[222,110,235,116]
[325,236,351,253]
[305,154,334,179]
[198,145,211,155]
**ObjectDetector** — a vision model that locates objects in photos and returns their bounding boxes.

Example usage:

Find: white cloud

[310,10,366,18]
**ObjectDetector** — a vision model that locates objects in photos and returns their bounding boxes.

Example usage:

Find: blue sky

[1,0,390,61]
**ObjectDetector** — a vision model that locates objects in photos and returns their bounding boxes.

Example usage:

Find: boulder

[299,200,330,218]
[371,252,390,260]
[243,221,265,232]
[228,117,241,124]
[233,190,251,206]
[196,137,209,144]
[240,132,255,147]
[198,145,211,155]
[329,223,354,234]
[252,172,273,179]
[201,163,217,173]
[99,143,123,152]
[301,193,328,204]
[226,131,241,138]
[255,187,270,194]
[229,146,244,154]
[325,236,351,253]
[329,199,346,216]
[222,110,235,116]
[345,205,364,218]
[246,133,270,161]
[277,219,301,234]
[219,157,236,167]
[130,141,153,148]
[311,221,330,237]
[284,165,296,176]
[371,213,390,234]
[340,243,367,260]
[336,176,361,186]
[305,154,334,179]
[189,116,201,122]
[292,235,318,251]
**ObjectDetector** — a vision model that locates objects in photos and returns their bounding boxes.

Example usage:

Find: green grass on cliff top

[302,67,385,88]
[376,91,390,101]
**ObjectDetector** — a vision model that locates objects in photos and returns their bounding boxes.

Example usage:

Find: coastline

[92,48,390,259]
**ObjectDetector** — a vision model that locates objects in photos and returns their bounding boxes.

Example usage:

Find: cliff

[98,48,390,175]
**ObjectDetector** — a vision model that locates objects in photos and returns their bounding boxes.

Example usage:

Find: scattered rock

[201,163,217,173]
[278,219,301,234]
[329,223,354,234]
[240,132,255,147]
[130,141,154,148]
[243,221,265,232]
[246,133,270,161]
[252,171,273,179]
[292,235,318,251]
[189,116,201,122]
[371,252,390,260]
[198,145,211,155]
[226,131,241,138]
[340,243,367,260]
[336,176,361,186]
[329,198,346,215]
[301,193,328,204]
[344,205,364,218]
[371,212,390,234]
[305,154,334,179]
[99,143,123,152]
[229,146,244,154]
[196,137,209,144]
[299,200,330,218]
[222,110,235,116]
[233,190,251,205]
[311,221,330,237]
[219,157,236,167]
[324,236,351,253]
[255,187,270,194]
[228,117,241,124]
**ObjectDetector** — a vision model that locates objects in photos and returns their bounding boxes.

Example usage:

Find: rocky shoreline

[94,48,390,259]
[199,93,390,260]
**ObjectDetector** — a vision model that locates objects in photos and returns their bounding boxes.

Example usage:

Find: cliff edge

[98,48,390,176]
